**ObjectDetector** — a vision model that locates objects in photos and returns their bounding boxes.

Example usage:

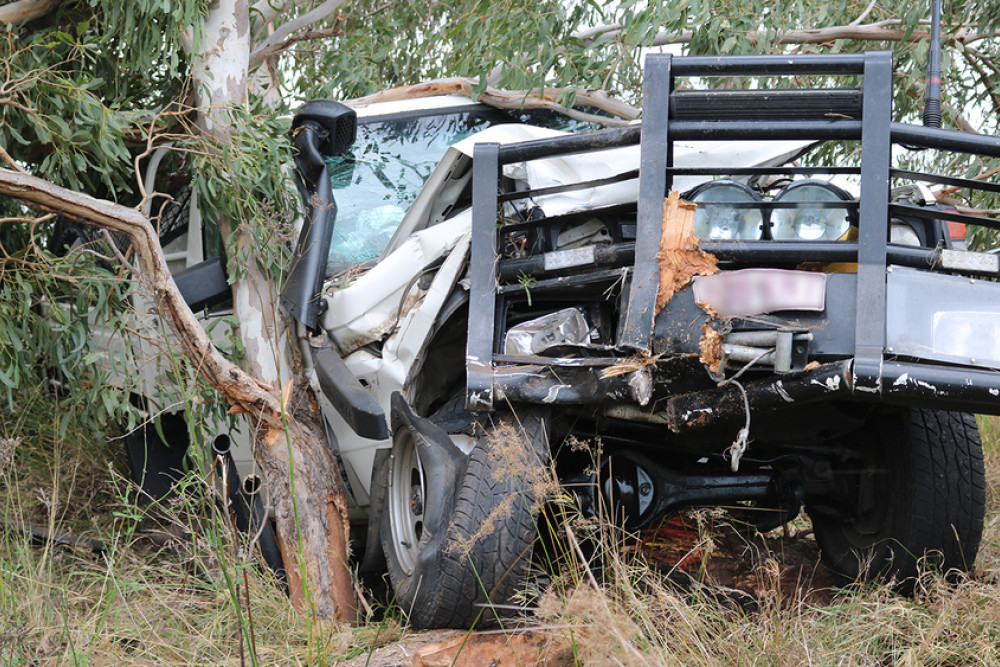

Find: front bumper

[482,264,1000,427]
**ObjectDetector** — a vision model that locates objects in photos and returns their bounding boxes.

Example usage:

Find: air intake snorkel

[922,0,943,128]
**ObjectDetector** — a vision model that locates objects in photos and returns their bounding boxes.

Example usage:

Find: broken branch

[347,78,639,126]
[0,167,286,430]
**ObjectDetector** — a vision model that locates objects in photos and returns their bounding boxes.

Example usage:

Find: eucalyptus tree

[1,0,999,623]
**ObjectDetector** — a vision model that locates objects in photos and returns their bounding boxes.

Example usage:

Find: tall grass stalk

[0,382,360,664]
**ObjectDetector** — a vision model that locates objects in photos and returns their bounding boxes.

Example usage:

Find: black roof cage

[465,51,1000,411]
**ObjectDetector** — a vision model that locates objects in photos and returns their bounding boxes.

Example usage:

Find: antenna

[923,0,943,128]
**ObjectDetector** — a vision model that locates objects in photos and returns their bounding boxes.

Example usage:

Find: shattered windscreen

[324,108,590,272]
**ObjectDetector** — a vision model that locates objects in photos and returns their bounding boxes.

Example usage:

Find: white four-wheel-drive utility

[82,51,1000,629]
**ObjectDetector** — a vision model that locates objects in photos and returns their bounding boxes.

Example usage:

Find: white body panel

[317,122,811,503]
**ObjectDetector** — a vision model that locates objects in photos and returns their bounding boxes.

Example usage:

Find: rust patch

[699,324,723,375]
[655,191,718,313]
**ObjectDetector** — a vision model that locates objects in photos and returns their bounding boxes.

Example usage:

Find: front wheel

[808,408,985,590]
[381,407,548,629]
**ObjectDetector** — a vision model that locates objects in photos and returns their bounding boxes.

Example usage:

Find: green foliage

[187,107,298,287]
[0,243,136,436]
[0,30,134,198]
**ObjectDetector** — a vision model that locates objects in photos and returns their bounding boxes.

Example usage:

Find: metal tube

[723,344,776,365]
[857,361,1000,415]
[238,475,287,589]
[213,434,251,534]
[669,120,862,141]
[663,361,853,432]
[670,53,866,77]
[891,122,1000,157]
[497,125,640,164]
[701,240,940,269]
[493,366,646,405]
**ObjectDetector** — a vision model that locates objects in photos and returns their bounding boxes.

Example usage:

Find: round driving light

[890,220,921,246]
[770,180,854,241]
[687,180,764,240]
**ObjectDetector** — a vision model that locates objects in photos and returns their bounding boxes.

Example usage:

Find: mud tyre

[381,409,548,629]
[809,408,985,591]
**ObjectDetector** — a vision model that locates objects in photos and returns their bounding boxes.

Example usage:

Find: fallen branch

[0,167,285,431]
[347,77,639,126]
[0,165,357,623]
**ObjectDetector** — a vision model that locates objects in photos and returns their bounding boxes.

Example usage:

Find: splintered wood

[655,191,718,312]
[699,323,724,375]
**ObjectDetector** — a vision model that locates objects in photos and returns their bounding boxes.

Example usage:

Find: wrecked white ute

[287,52,997,629]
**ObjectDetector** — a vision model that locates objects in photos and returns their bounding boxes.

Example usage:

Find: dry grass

[3,389,1000,665]
[0,385,365,666]
[530,416,1000,666]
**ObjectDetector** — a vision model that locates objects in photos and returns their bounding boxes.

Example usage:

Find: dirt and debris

[655,191,718,313]
[345,511,835,666]
[636,512,836,608]
[699,323,724,375]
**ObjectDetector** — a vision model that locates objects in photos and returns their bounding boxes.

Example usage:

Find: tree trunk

[186,0,356,623]
[0,175,357,624]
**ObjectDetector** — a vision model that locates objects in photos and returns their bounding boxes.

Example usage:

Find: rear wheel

[809,408,985,590]
[381,408,548,629]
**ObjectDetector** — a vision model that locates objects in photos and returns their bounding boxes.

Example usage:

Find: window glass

[324,108,592,272]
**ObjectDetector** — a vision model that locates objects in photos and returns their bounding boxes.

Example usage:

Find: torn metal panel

[313,234,473,497]
[322,214,468,353]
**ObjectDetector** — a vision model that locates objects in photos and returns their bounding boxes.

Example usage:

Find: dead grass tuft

[446,414,559,558]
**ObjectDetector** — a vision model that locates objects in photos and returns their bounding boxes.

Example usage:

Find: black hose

[212,434,251,533]
[213,434,288,591]
[239,474,288,590]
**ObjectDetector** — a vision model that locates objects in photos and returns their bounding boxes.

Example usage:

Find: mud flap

[360,393,470,573]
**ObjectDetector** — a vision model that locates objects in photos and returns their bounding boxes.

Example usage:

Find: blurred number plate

[692,269,826,317]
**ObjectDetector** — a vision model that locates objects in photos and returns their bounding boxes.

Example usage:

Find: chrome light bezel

[686,180,765,241]
[769,179,856,241]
